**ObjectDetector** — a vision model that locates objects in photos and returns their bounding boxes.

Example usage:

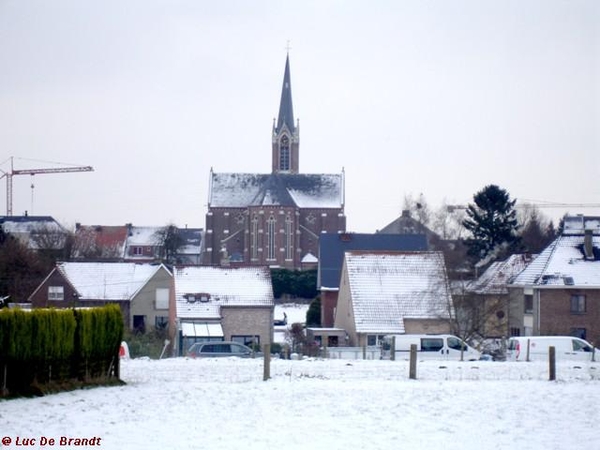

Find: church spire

[275,53,295,134]
[272,53,300,174]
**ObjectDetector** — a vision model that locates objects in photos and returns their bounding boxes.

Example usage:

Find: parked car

[381,334,481,361]
[506,336,599,362]
[187,341,259,358]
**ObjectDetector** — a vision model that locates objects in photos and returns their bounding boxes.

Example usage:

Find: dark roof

[317,233,429,289]
[209,172,343,209]
[275,54,295,134]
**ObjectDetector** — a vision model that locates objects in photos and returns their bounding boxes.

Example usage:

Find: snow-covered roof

[209,172,343,209]
[174,266,274,320]
[55,262,168,300]
[1,215,66,249]
[344,251,451,334]
[301,252,318,263]
[511,234,600,287]
[467,254,534,295]
[126,226,162,245]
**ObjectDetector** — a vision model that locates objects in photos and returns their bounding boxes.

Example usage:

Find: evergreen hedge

[0,304,123,397]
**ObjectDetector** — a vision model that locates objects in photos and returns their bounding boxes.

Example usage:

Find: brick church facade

[203,55,346,269]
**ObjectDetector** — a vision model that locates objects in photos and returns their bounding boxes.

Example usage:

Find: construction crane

[447,200,600,213]
[0,157,94,216]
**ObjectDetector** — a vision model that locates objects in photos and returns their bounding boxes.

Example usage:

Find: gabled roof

[467,254,534,295]
[174,266,274,320]
[318,233,428,290]
[344,251,451,334]
[0,215,66,249]
[126,226,162,246]
[73,225,128,258]
[48,262,169,301]
[511,233,600,287]
[209,172,343,209]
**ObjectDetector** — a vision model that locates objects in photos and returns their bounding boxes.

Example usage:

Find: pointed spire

[275,54,295,134]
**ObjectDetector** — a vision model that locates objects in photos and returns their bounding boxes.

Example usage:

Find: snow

[273,303,309,344]
[2,357,599,450]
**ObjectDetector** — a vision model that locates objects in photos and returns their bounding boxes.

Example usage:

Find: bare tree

[153,224,185,265]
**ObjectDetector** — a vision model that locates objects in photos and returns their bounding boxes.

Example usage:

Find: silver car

[187,341,257,358]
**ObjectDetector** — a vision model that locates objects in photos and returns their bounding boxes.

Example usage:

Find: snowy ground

[2,357,599,450]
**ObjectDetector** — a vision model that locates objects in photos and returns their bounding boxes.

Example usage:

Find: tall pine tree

[462,184,519,261]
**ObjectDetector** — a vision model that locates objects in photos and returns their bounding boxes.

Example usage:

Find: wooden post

[391,337,396,361]
[549,346,556,381]
[263,344,271,381]
[409,344,417,380]
[526,338,531,362]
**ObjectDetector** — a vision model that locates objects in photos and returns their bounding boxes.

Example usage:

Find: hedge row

[0,304,124,397]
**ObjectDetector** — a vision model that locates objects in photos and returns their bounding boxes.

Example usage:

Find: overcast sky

[0,0,598,232]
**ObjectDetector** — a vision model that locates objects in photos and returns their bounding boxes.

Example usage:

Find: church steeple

[272,53,300,174]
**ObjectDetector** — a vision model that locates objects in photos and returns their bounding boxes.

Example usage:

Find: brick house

[172,265,274,355]
[203,54,345,269]
[28,262,173,332]
[509,215,600,345]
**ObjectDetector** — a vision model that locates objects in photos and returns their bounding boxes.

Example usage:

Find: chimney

[584,229,594,260]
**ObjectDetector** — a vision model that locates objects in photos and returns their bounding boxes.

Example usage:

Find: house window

[155,316,168,330]
[279,135,290,171]
[231,335,260,348]
[48,286,64,301]
[571,328,587,340]
[133,315,146,334]
[155,288,169,310]
[570,294,586,314]
[510,327,521,337]
[267,215,276,260]
[524,295,533,314]
[367,335,385,347]
[132,246,143,256]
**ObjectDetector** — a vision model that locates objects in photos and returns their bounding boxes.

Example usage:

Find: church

[203,55,346,269]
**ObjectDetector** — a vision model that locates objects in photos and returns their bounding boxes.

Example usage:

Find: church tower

[272,54,300,174]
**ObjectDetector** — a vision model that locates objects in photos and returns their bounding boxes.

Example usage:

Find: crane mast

[0,157,94,216]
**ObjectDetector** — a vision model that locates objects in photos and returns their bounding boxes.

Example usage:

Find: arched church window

[251,215,259,260]
[267,215,276,260]
[285,215,293,260]
[279,135,290,171]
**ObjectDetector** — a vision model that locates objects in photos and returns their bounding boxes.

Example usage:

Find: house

[203,54,345,269]
[509,215,600,345]
[124,225,163,262]
[72,224,128,260]
[318,233,428,327]
[464,254,533,339]
[172,265,275,355]
[334,251,452,347]
[28,262,173,332]
[0,215,67,252]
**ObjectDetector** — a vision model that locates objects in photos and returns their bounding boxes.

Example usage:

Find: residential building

[318,233,428,327]
[203,54,345,269]
[509,215,600,345]
[28,262,173,332]
[334,251,452,347]
[172,265,275,355]
[0,215,67,252]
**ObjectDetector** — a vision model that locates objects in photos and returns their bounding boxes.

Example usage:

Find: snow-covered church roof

[208,172,343,209]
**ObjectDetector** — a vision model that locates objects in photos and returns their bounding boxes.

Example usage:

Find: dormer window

[185,293,211,303]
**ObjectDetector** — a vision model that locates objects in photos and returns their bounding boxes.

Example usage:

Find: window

[155,288,169,310]
[132,246,144,256]
[571,329,587,341]
[279,135,290,171]
[251,215,259,260]
[232,335,260,348]
[570,295,586,314]
[133,315,146,334]
[48,286,64,301]
[367,335,385,346]
[421,338,444,352]
[155,316,168,330]
[267,215,276,260]
[447,337,467,351]
[285,215,293,260]
[510,327,521,337]
[524,294,533,314]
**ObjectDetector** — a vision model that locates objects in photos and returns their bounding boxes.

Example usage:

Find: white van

[381,334,481,361]
[506,336,598,362]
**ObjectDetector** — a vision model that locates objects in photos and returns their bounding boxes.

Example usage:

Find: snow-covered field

[2,357,599,450]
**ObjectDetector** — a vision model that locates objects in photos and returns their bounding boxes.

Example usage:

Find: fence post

[263,344,271,381]
[409,344,417,380]
[391,337,396,361]
[526,338,531,362]
[548,346,556,381]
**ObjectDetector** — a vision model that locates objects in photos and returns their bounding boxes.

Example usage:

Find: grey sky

[0,0,598,232]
